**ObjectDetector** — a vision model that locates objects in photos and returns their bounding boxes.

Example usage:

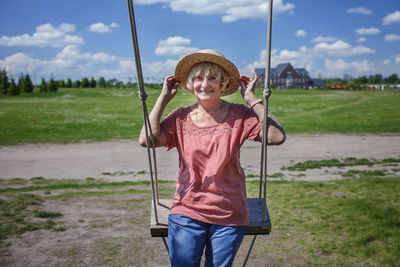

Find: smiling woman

[137,47,286,266]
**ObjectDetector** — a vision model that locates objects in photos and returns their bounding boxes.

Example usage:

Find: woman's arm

[138,75,179,147]
[239,73,286,145]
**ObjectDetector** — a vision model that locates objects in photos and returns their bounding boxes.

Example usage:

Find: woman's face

[192,71,222,102]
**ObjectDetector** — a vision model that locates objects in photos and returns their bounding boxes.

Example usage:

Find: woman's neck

[191,99,230,127]
[197,99,224,115]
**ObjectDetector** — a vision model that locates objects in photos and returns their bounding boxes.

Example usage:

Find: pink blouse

[161,103,261,226]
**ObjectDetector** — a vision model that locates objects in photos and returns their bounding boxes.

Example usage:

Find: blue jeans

[168,214,245,267]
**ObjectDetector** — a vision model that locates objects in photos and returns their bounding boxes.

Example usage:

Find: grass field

[0,87,399,145]
[0,175,399,266]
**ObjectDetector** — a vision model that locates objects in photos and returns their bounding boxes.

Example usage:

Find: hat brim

[174,53,240,96]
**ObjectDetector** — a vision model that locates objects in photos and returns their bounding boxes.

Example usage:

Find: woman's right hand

[139,75,178,147]
[160,75,179,102]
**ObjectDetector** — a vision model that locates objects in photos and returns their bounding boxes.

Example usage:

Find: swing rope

[127,0,160,223]
[261,0,274,221]
[245,1,274,265]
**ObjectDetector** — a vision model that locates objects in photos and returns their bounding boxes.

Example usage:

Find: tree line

[1,68,399,96]
[0,69,163,96]
[58,76,160,89]
[0,69,58,95]
[323,73,400,88]
[352,73,400,84]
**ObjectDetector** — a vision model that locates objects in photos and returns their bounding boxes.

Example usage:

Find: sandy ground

[1,134,400,181]
[1,134,400,267]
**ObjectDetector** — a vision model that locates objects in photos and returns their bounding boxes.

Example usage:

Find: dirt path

[1,134,400,181]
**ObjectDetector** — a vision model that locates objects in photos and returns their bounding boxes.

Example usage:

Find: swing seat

[150,198,271,237]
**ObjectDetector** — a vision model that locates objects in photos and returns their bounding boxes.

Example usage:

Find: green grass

[0,193,60,247]
[340,169,388,178]
[257,89,400,134]
[34,210,63,218]
[281,157,400,171]
[247,177,400,266]
[1,176,399,265]
[0,88,400,145]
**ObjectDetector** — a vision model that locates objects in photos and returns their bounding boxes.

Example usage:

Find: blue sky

[0,0,399,84]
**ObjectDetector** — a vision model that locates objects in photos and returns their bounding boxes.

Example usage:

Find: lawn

[0,87,399,145]
[0,175,399,266]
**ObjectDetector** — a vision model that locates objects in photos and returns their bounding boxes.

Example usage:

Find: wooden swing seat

[150,198,271,237]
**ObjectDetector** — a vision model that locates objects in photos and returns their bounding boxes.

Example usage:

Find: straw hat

[174,49,240,96]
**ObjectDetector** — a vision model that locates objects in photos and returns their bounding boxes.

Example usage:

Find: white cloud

[352,46,375,55]
[0,53,44,76]
[92,52,117,62]
[136,0,295,22]
[142,59,179,81]
[89,22,112,33]
[0,44,179,83]
[314,40,375,56]
[357,37,367,43]
[347,6,372,15]
[110,22,120,28]
[295,29,306,37]
[155,36,198,56]
[0,23,83,47]
[324,59,373,77]
[243,46,315,75]
[396,55,400,63]
[59,23,76,33]
[0,45,121,82]
[311,36,338,43]
[276,47,307,60]
[355,27,380,35]
[158,36,191,46]
[383,59,391,65]
[243,38,377,78]
[314,40,350,51]
[382,10,400,26]
[385,34,400,42]
[88,22,119,33]
[98,58,179,83]
[53,45,118,67]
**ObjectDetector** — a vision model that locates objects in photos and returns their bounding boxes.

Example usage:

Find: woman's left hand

[239,71,259,103]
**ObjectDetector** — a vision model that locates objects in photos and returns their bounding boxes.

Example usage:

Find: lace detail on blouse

[177,105,248,136]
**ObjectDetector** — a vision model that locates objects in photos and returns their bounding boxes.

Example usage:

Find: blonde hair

[186,62,229,93]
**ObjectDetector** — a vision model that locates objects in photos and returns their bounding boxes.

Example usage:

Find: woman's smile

[197,88,215,94]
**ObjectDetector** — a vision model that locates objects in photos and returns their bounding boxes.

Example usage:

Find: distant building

[309,79,325,89]
[255,63,312,89]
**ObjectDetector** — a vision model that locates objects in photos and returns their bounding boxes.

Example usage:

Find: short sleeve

[160,109,178,150]
[240,108,261,145]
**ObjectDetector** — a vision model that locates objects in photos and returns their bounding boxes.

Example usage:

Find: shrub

[22,74,34,93]
[39,78,48,92]
[0,69,9,94]
[48,76,58,92]
[8,78,20,95]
